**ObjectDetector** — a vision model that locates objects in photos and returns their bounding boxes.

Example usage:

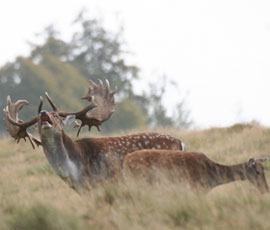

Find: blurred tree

[69,11,139,98]
[0,55,88,125]
[101,98,147,133]
[144,75,192,129]
[29,25,70,61]
[0,12,191,133]
[172,101,192,129]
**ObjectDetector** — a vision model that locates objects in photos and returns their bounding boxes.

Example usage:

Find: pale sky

[1,0,270,128]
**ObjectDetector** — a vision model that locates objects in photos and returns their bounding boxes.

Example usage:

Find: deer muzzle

[40,110,52,128]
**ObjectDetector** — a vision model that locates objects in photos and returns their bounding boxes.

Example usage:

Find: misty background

[1,0,270,132]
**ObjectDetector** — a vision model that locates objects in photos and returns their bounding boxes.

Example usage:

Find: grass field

[1,124,270,230]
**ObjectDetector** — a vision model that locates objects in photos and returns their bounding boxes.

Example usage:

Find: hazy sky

[1,0,270,128]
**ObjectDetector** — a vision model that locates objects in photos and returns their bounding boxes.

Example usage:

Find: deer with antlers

[3,80,184,188]
[123,150,269,194]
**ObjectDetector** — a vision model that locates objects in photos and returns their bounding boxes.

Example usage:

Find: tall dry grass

[1,124,270,230]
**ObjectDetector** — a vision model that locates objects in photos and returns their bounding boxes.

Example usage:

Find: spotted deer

[3,80,184,188]
[123,150,269,194]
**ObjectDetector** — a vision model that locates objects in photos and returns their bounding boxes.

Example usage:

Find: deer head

[245,158,269,194]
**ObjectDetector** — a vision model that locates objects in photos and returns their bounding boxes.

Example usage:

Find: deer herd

[3,80,270,194]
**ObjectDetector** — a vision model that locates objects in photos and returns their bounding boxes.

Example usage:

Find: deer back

[69,133,183,179]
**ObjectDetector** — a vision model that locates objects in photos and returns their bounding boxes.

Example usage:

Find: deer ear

[248,158,256,167]
[62,115,76,126]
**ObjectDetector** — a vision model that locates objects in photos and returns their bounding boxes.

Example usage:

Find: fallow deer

[3,80,184,188]
[123,150,269,194]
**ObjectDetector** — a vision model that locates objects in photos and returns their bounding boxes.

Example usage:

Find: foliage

[0,12,191,132]
[102,98,147,132]
[144,75,192,129]
[70,12,139,98]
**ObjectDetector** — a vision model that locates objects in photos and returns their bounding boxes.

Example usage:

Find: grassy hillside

[1,124,270,230]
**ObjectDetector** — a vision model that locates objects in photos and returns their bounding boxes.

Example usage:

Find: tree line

[0,12,191,133]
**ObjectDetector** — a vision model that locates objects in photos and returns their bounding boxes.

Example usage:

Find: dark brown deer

[4,80,184,188]
[123,150,269,194]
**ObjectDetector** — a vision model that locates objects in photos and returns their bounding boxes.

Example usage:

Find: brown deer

[3,80,184,188]
[123,150,269,194]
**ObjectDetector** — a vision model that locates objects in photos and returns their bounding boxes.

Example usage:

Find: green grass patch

[7,203,85,230]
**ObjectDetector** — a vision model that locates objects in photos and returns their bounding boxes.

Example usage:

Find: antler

[81,79,117,119]
[45,92,97,137]
[80,79,117,131]
[3,96,42,149]
[79,79,117,134]
[45,79,117,137]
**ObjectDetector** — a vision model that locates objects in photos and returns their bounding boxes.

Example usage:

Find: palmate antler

[45,79,117,136]
[3,96,42,149]
[80,79,117,131]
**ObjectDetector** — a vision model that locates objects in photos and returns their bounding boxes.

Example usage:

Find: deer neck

[213,163,246,187]
[40,130,81,185]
